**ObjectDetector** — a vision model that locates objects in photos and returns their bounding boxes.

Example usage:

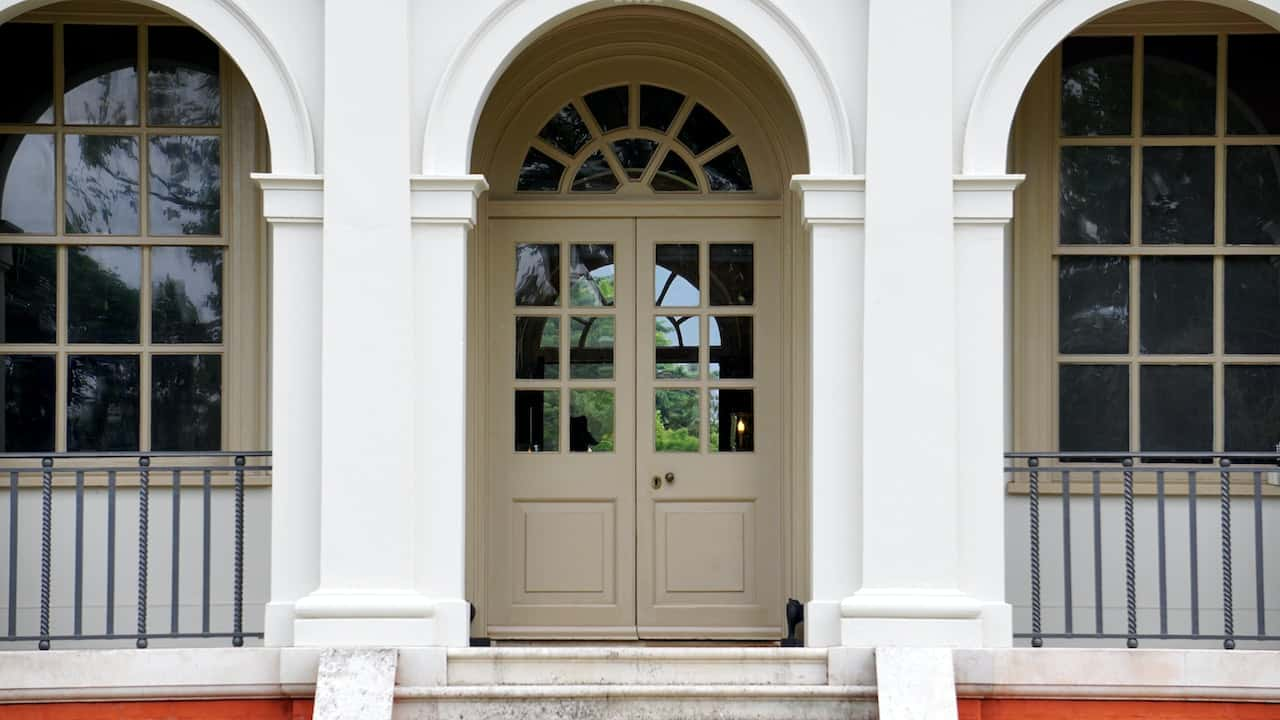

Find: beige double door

[485,216,783,640]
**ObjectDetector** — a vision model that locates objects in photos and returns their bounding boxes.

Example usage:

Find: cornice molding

[410,175,490,227]
[954,174,1024,226]
[790,175,866,226]
[250,173,323,225]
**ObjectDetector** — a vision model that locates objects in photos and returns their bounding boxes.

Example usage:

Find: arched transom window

[516,84,753,194]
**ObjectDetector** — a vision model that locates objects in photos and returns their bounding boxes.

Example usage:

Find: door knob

[664,472,675,484]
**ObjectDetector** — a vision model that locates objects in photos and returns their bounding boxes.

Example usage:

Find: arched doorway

[466,6,809,640]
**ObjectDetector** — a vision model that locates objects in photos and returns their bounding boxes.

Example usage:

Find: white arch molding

[963,0,1280,174]
[0,0,317,175]
[423,0,854,176]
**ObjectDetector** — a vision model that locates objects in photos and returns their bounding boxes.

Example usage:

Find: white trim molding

[252,174,324,224]
[410,175,490,226]
[953,175,1025,225]
[790,175,866,226]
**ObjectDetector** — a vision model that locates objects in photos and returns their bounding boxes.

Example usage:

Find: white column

[845,0,984,646]
[252,174,323,647]
[293,0,430,646]
[954,175,1023,648]
[409,175,489,648]
[791,176,866,648]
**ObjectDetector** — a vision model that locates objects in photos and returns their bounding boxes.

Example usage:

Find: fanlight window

[516,84,753,194]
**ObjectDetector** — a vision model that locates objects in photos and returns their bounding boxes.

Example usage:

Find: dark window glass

[151,354,220,451]
[149,136,221,235]
[709,243,753,305]
[1143,35,1217,136]
[1143,146,1215,245]
[655,244,699,306]
[515,316,558,379]
[516,147,564,192]
[710,316,752,379]
[1060,36,1133,136]
[0,134,56,234]
[537,104,591,157]
[147,26,220,127]
[610,138,658,180]
[1227,35,1280,136]
[570,150,618,192]
[1,354,54,452]
[65,134,140,235]
[640,85,684,133]
[152,246,223,343]
[1225,365,1280,452]
[68,245,140,343]
[583,85,628,133]
[569,244,615,307]
[515,389,558,452]
[710,388,753,453]
[515,244,559,306]
[66,354,139,451]
[1226,145,1280,245]
[1059,364,1129,452]
[1140,257,1212,354]
[703,146,753,192]
[655,316,698,379]
[1058,256,1129,354]
[1225,257,1280,354]
[64,25,138,126]
[570,390,614,453]
[651,151,698,192]
[0,245,56,343]
[0,23,53,124]
[1060,146,1130,245]
[570,316,614,379]
[1140,365,1212,453]
[676,104,730,155]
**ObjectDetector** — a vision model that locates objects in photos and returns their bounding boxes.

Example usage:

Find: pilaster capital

[953,174,1024,226]
[410,175,490,228]
[251,173,323,225]
[790,175,865,227]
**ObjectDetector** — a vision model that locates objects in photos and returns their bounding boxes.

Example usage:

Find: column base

[839,588,987,648]
[804,600,842,648]
[291,590,469,647]
[264,601,297,647]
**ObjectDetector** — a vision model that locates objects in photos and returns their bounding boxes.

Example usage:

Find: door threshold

[486,639,784,647]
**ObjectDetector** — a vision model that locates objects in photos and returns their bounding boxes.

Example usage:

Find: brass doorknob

[664,472,675,484]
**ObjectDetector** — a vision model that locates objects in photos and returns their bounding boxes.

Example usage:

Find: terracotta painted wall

[0,700,313,720]
[959,699,1280,719]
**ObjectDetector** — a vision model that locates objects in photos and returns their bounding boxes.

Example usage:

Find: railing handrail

[0,450,271,459]
[1006,450,1280,459]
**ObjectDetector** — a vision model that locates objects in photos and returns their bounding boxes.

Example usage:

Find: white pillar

[954,175,1023,648]
[252,174,323,647]
[293,0,431,646]
[791,176,866,648]
[409,175,489,648]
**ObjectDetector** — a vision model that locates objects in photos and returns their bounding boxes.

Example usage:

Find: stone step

[445,647,831,686]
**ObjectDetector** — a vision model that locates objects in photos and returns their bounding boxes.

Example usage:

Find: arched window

[516,84,753,194]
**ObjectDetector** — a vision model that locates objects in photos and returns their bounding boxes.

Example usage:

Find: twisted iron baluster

[1220,457,1234,650]
[1123,457,1137,648]
[1029,456,1042,648]
[137,456,150,649]
[233,455,245,647]
[38,457,52,651]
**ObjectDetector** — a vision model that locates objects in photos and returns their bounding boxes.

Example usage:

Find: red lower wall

[0,700,314,720]
[959,699,1280,720]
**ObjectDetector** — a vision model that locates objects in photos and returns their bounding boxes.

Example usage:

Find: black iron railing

[0,452,269,649]
[1007,451,1280,649]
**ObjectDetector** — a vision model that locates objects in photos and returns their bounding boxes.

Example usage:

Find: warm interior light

[736,418,746,434]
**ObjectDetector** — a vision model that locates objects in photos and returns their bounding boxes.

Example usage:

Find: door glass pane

[67,354,139,451]
[651,151,698,192]
[569,244,615,307]
[710,316,752,379]
[704,146,753,192]
[710,389,753,453]
[1058,256,1129,354]
[709,244,753,305]
[1060,146,1130,245]
[1142,146,1215,245]
[2,354,54,452]
[655,388,699,452]
[515,244,560,306]
[0,23,53,124]
[655,244,699,306]
[0,245,56,343]
[1225,365,1280,452]
[538,104,591,157]
[1140,365,1212,453]
[515,389,559,452]
[1059,364,1129,452]
[570,389,614,453]
[583,86,628,133]
[1226,146,1280,245]
[517,148,564,192]
[569,316,614,379]
[147,26,221,127]
[64,25,138,126]
[1225,257,1280,354]
[656,315,699,379]
[1227,35,1280,135]
[68,246,140,343]
[148,135,221,235]
[65,135,140,235]
[640,85,684,133]
[151,354,220,451]
[1143,35,1217,136]
[677,104,730,155]
[571,150,619,192]
[152,246,223,343]
[1140,257,1212,354]
[1060,36,1133,137]
[0,134,55,234]
[611,139,658,180]
[515,316,559,379]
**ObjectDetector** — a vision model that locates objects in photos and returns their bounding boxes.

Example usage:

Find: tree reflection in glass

[65,135,140,235]
[569,244,615,306]
[149,136,221,235]
[152,246,223,343]
[63,25,138,126]
[66,354,139,451]
[151,354,220,451]
[68,246,140,343]
[570,316,614,379]
[655,389,699,452]
[656,316,698,379]
[0,134,56,234]
[148,26,221,127]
